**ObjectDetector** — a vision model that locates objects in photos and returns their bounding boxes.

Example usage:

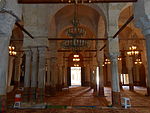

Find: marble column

[14,53,22,88]
[37,47,46,103]
[98,62,104,96]
[0,1,21,111]
[30,48,38,103]
[145,35,150,95]
[7,56,15,93]
[134,0,150,96]
[93,67,97,92]
[23,49,32,103]
[58,65,63,91]
[46,59,51,95]
[110,53,121,107]
[49,57,57,95]
[0,36,10,112]
[126,56,134,91]
[118,58,122,90]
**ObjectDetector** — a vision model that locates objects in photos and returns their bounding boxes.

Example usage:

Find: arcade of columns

[1,0,150,112]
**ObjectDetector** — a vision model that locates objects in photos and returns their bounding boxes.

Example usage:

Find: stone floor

[7,86,150,113]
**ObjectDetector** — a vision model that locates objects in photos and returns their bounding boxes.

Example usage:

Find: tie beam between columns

[99,15,134,51]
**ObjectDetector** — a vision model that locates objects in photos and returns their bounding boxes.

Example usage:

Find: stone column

[108,38,121,107]
[46,59,51,95]
[98,62,104,96]
[145,35,150,95]
[134,0,150,96]
[109,53,121,107]
[126,56,134,91]
[118,58,122,90]
[93,67,97,92]
[30,48,38,103]
[7,56,15,93]
[62,65,65,87]
[49,57,57,95]
[97,45,104,96]
[0,0,21,111]
[58,65,63,91]
[23,49,32,103]
[37,47,46,103]
[0,36,10,112]
[14,53,22,88]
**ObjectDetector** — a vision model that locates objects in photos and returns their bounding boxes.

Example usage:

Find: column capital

[38,46,47,55]
[31,47,38,52]
[24,49,32,56]
[109,52,120,62]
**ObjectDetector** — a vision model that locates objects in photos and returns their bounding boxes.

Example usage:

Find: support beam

[99,15,134,51]
[57,50,97,52]
[48,38,107,40]
[18,0,137,4]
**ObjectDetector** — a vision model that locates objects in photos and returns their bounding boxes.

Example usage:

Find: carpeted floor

[6,86,150,113]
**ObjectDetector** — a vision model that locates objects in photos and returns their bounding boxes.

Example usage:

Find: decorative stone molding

[109,52,120,62]
[24,49,32,88]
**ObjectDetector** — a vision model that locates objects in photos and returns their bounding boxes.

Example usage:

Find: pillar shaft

[145,35,150,95]
[37,47,46,103]
[24,50,32,88]
[110,53,121,107]
[7,56,15,92]
[38,47,46,88]
[126,56,134,91]
[31,48,38,88]
[98,64,104,96]
[0,37,10,112]
[30,48,38,103]
[14,53,22,87]
[23,50,32,102]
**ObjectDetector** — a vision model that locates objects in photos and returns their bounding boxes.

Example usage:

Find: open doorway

[71,67,81,86]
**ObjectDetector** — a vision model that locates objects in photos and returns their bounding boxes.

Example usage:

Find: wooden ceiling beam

[18,0,137,4]
[57,50,97,52]
[48,38,107,40]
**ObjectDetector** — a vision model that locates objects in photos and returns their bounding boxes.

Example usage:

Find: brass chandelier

[61,1,88,51]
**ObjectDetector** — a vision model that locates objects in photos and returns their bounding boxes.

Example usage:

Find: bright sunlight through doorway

[71,67,81,86]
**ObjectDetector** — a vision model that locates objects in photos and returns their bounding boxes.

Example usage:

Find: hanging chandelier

[9,46,17,56]
[61,2,88,51]
[127,45,140,56]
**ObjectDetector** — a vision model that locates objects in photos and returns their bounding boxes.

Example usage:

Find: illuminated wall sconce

[134,58,142,65]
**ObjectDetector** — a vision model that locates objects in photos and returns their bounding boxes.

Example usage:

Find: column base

[0,95,7,113]
[129,84,134,91]
[146,87,150,96]
[112,91,121,107]
[98,87,104,96]
[30,87,37,103]
[36,88,45,103]
[22,87,30,103]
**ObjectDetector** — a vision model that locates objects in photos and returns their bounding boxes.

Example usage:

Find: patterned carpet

[7,108,142,113]
[6,86,150,113]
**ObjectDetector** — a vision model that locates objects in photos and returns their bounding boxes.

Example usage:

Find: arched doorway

[67,53,87,87]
